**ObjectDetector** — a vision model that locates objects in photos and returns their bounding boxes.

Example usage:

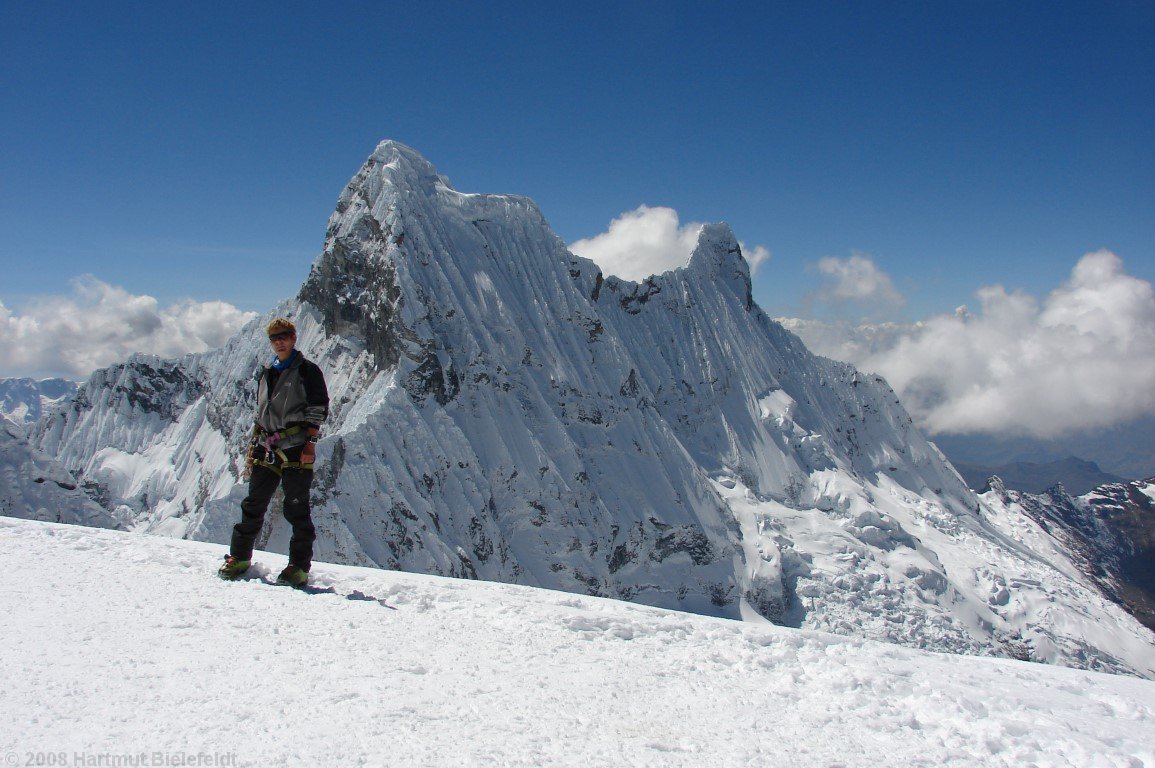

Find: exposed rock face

[1086,480,1155,629]
[982,476,1155,632]
[23,141,1155,677]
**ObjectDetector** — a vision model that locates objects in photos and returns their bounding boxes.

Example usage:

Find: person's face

[269,330,296,360]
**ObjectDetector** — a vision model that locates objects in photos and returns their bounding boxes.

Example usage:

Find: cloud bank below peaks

[784,250,1155,439]
[569,205,770,282]
[0,276,257,379]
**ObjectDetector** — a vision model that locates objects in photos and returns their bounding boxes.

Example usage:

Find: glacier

[26,140,1155,676]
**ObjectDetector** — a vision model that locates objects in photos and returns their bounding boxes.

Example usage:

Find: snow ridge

[4,516,1154,768]
[24,141,1155,677]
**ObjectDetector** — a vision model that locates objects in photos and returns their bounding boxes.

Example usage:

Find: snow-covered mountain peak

[684,222,753,307]
[25,140,1155,678]
[337,139,552,238]
[365,138,452,188]
[301,141,576,378]
[687,221,742,268]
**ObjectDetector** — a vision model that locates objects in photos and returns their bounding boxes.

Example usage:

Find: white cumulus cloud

[0,276,258,379]
[810,253,906,313]
[784,250,1155,438]
[569,205,770,282]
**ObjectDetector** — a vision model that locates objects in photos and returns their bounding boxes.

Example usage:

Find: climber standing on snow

[218,318,329,587]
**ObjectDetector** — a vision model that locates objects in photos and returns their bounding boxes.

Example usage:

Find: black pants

[230,463,316,570]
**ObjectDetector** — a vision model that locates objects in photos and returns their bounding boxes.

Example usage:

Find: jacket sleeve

[301,361,330,427]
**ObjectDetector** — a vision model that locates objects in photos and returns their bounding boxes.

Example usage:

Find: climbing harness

[249,424,314,474]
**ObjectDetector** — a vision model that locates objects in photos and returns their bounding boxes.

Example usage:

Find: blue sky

[3,1,1150,317]
[2,0,1154,458]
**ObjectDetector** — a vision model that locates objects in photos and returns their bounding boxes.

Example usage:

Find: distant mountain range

[0,378,76,428]
[950,456,1125,496]
[934,420,1155,485]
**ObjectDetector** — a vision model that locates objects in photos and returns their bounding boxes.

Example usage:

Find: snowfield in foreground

[2,516,1153,768]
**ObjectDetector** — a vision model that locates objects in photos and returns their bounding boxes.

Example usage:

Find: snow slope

[25,141,1155,676]
[2,516,1153,768]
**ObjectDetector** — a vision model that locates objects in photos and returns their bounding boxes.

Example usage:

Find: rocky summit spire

[685,223,754,310]
[25,141,1155,679]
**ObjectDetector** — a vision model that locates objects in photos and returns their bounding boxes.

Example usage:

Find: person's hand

[243,448,255,479]
[301,440,316,466]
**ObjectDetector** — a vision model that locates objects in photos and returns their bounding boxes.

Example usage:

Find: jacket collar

[270,350,301,371]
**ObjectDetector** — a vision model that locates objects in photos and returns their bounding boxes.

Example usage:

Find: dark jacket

[255,352,329,448]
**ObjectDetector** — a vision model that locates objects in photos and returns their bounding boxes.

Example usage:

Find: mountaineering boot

[218,555,251,580]
[277,563,309,588]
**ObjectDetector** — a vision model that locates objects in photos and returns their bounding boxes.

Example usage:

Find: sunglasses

[268,331,294,342]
